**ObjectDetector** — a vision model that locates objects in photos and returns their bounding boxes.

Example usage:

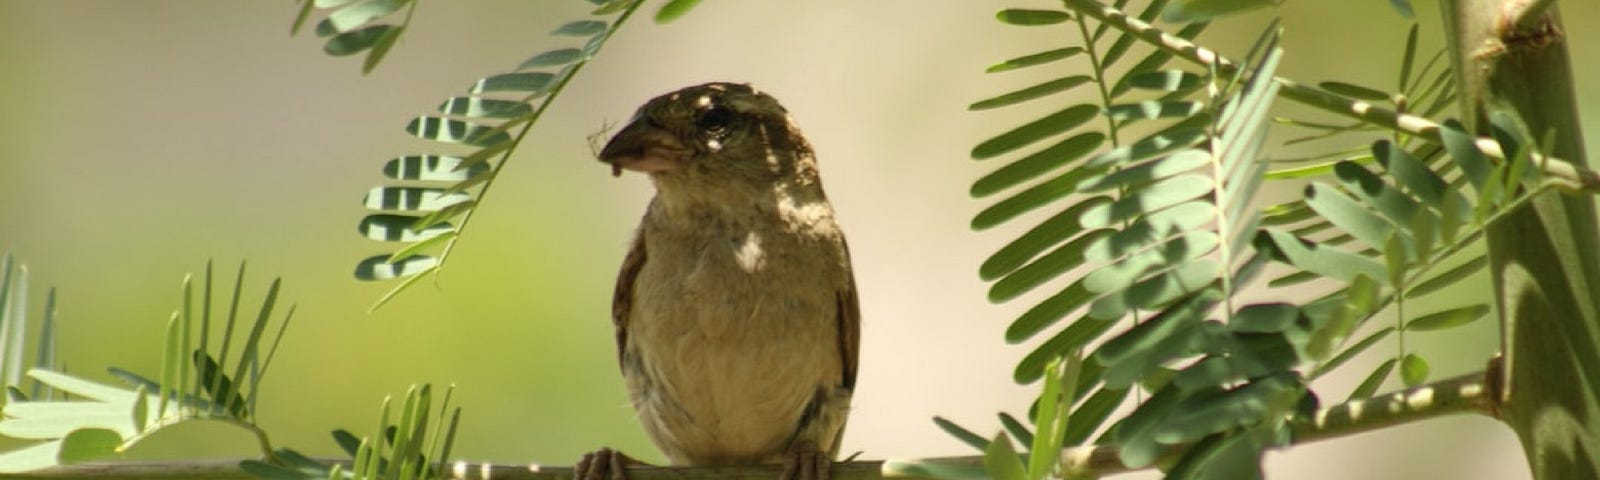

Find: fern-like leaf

[353,0,646,312]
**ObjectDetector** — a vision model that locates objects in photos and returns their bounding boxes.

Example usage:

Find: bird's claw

[574,447,632,480]
[779,448,831,480]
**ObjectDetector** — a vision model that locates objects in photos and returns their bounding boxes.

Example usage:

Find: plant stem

[1439,2,1600,478]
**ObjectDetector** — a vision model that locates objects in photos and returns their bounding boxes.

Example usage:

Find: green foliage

[242,384,461,480]
[351,0,646,312]
[952,1,1560,478]
[292,0,419,74]
[0,261,293,473]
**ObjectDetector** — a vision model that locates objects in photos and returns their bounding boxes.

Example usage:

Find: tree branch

[1056,0,1600,194]
[21,372,1493,480]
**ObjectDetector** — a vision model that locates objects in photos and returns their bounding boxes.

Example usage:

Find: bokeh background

[3,1,1597,478]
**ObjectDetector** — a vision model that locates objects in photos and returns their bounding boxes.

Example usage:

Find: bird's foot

[574,448,636,480]
[779,446,832,480]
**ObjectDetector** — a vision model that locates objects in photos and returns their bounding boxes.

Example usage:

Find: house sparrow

[581,83,859,480]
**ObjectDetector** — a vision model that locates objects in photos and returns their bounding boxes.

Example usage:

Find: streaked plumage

[587,82,858,480]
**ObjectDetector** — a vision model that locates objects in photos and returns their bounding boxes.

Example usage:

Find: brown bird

[581,83,859,480]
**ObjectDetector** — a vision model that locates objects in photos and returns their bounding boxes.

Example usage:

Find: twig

[22,372,1493,479]
[1056,0,1600,194]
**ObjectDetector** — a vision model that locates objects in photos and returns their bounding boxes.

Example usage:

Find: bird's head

[598,83,819,198]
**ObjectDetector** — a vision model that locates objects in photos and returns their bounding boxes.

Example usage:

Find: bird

[580,82,859,480]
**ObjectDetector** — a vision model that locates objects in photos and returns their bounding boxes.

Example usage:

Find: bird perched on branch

[581,82,859,480]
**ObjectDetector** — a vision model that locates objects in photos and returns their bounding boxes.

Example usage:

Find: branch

[1056,0,1600,194]
[1504,0,1557,34]
[22,372,1493,480]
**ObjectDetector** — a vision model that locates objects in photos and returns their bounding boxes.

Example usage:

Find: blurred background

[2,0,1596,478]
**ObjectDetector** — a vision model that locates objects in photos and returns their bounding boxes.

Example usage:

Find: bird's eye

[695,105,738,133]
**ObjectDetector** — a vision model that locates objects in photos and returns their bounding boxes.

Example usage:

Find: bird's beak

[598,116,690,177]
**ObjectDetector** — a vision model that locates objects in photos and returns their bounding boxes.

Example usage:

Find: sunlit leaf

[1319,81,1391,102]
[517,48,583,69]
[1348,359,1395,400]
[932,417,988,451]
[995,9,1071,25]
[552,20,606,36]
[354,255,438,281]
[1405,305,1489,331]
[986,47,1084,74]
[972,133,1105,197]
[1400,353,1429,386]
[1162,0,1276,22]
[972,105,1100,159]
[468,72,555,95]
[970,76,1092,111]
[654,0,702,23]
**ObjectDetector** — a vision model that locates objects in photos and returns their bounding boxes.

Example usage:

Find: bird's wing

[612,229,648,368]
[837,244,861,392]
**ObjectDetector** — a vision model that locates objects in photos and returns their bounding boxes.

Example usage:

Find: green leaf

[1081,127,1208,169]
[1095,289,1221,388]
[383,155,490,182]
[0,441,65,474]
[323,24,397,56]
[972,105,1099,160]
[1304,182,1398,251]
[1405,304,1490,331]
[468,72,555,95]
[1319,81,1391,102]
[517,48,584,70]
[997,413,1033,447]
[969,76,1092,111]
[1113,384,1185,468]
[362,187,471,212]
[980,196,1110,279]
[1014,317,1115,382]
[1374,140,1458,209]
[982,433,1027,480]
[1083,232,1218,295]
[995,9,1070,25]
[933,417,988,452]
[291,0,317,36]
[1407,255,1487,298]
[971,168,1099,230]
[1104,101,1204,122]
[1076,149,1209,193]
[1126,70,1204,92]
[1083,202,1216,261]
[1061,387,1128,444]
[1400,353,1429,386]
[1080,175,1213,228]
[438,97,532,119]
[972,133,1105,198]
[57,428,122,464]
[881,460,989,480]
[358,215,453,243]
[321,0,406,33]
[1438,120,1492,191]
[986,47,1084,74]
[1332,161,1423,231]
[1312,326,1394,379]
[1389,0,1415,18]
[405,117,511,147]
[1162,0,1276,22]
[552,20,607,36]
[990,230,1111,303]
[1255,229,1387,284]
[354,255,437,281]
[654,0,702,23]
[1348,358,1395,400]
[360,25,404,74]
[1155,374,1301,444]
